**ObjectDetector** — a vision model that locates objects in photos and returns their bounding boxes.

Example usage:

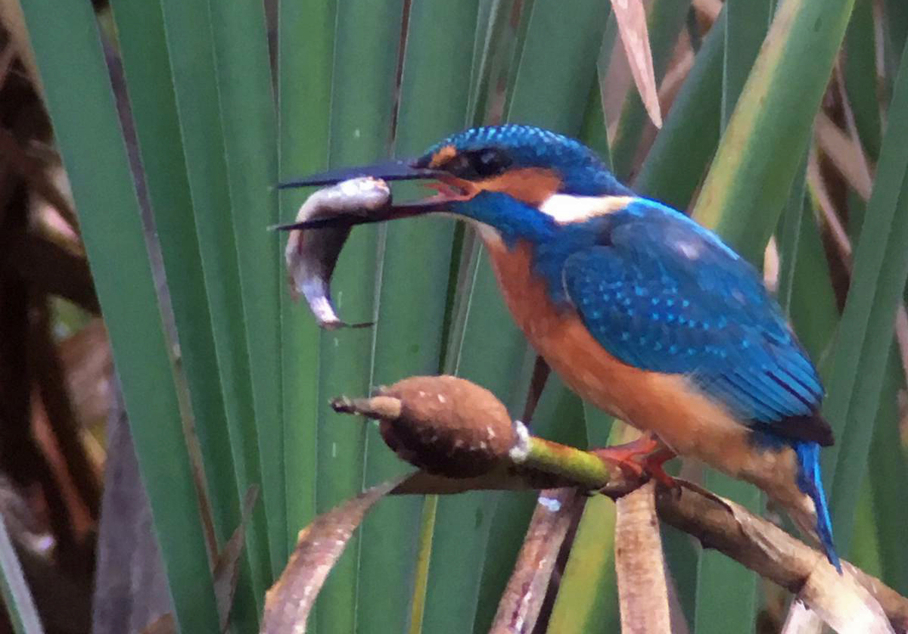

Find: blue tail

[793,441,841,572]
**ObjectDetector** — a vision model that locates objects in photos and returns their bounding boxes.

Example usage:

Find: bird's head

[277,124,633,244]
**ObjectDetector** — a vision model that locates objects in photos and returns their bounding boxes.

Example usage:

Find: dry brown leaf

[58,319,113,428]
[615,481,671,634]
[261,479,399,634]
[489,489,582,634]
[213,486,258,632]
[815,112,873,200]
[610,0,663,128]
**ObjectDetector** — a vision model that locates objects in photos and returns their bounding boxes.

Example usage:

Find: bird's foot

[591,435,677,489]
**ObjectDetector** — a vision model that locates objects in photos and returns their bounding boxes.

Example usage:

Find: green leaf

[277,7,336,603]
[824,35,908,554]
[844,0,882,161]
[356,4,480,633]
[18,1,221,629]
[156,0,274,615]
[634,8,726,209]
[313,2,406,632]
[692,0,857,262]
[110,0,263,624]
[207,0,285,578]
[866,346,908,594]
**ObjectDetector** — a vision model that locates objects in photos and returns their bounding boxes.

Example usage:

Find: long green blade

[357,3,480,633]
[109,0,241,550]
[635,8,726,209]
[157,0,272,612]
[692,0,856,261]
[824,36,908,554]
[207,0,285,578]
[867,345,908,594]
[278,6,336,599]
[18,1,220,629]
[315,2,405,631]
[109,0,262,625]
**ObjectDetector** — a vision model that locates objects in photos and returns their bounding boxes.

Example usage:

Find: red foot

[592,435,677,488]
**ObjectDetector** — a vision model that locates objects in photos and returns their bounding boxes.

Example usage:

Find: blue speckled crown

[421,124,630,197]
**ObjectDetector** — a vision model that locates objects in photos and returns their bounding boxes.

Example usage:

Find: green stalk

[18,0,220,629]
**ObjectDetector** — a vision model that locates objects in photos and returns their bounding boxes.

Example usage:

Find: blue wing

[560,200,832,445]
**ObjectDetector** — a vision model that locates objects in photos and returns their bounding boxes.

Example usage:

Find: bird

[278,123,840,571]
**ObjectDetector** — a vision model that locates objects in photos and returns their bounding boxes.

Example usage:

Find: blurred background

[0,0,906,631]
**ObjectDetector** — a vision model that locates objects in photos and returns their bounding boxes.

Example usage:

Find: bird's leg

[520,355,551,427]
[591,433,677,488]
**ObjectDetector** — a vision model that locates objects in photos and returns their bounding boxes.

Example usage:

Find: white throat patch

[538,194,636,224]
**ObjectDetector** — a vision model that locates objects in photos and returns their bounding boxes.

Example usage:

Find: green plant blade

[156,0,272,614]
[844,0,882,162]
[109,0,240,549]
[787,200,839,360]
[692,0,856,261]
[109,0,262,625]
[634,7,726,209]
[207,0,285,578]
[866,345,908,594]
[314,2,406,632]
[277,6,336,601]
[824,36,908,554]
[547,421,625,633]
[18,1,221,629]
[356,4,480,633]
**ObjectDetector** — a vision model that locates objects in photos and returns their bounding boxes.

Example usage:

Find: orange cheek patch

[477,168,562,206]
[428,145,458,168]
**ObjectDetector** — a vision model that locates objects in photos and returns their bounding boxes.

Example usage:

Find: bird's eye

[443,149,511,180]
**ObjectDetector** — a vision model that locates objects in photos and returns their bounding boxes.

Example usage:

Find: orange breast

[481,237,802,500]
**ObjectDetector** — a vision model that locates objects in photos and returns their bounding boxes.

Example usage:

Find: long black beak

[278,159,441,189]
[273,159,465,232]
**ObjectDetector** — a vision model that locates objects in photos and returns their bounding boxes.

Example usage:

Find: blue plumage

[425,124,839,569]
[452,170,839,568]
[426,124,631,196]
[557,199,828,439]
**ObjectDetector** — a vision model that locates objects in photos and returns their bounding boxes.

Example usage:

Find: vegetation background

[0,0,906,631]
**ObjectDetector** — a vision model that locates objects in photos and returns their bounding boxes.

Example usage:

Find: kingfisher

[279,124,839,570]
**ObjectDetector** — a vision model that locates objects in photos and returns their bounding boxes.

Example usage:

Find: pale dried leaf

[213,486,258,632]
[781,600,823,634]
[261,479,399,634]
[728,499,895,633]
[610,0,662,128]
[489,489,582,634]
[615,481,671,634]
[815,113,873,200]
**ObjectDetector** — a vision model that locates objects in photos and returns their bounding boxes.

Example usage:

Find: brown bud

[333,376,516,478]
